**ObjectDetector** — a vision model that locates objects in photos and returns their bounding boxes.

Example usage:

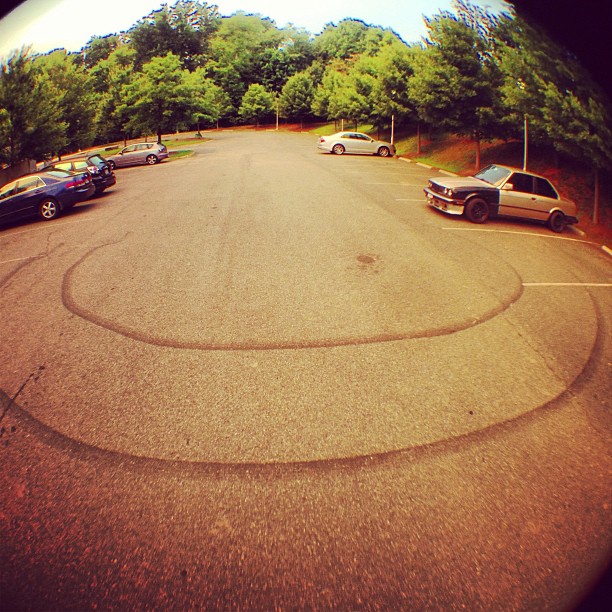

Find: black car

[42,154,116,194]
[0,169,95,224]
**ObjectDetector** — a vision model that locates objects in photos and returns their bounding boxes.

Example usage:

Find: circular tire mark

[62,244,525,350]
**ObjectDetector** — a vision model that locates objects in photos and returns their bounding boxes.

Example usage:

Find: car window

[0,182,16,199]
[87,155,106,165]
[355,134,370,141]
[509,172,535,194]
[535,177,558,199]
[15,176,42,193]
[74,161,88,170]
[123,145,136,153]
[54,162,73,171]
[474,164,512,186]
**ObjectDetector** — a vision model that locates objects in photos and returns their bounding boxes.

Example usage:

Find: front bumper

[424,188,465,216]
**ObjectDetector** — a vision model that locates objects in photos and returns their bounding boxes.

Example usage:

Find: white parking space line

[442,227,599,245]
[523,283,612,287]
[365,182,424,186]
[0,218,96,242]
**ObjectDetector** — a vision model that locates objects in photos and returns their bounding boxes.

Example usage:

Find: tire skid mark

[61,241,525,351]
[0,288,605,474]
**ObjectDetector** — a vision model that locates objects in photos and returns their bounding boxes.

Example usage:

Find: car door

[14,176,46,217]
[116,145,137,167]
[498,172,545,221]
[133,144,151,164]
[352,133,375,154]
[0,180,18,222]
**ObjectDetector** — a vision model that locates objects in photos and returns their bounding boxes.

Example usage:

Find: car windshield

[88,155,106,164]
[474,165,512,186]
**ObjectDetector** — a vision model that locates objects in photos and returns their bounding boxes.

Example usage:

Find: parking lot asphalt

[1,130,610,609]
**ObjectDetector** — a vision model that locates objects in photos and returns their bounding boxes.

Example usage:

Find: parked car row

[317,134,577,233]
[0,142,169,226]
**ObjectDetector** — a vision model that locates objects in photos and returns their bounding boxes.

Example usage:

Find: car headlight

[444,187,454,197]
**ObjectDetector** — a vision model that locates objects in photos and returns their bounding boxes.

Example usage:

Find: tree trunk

[593,167,600,225]
[474,132,481,172]
[417,123,421,155]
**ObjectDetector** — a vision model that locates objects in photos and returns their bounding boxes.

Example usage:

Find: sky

[0,0,511,59]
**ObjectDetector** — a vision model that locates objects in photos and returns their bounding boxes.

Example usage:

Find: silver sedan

[318,132,395,157]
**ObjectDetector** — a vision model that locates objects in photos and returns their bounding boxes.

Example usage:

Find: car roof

[481,164,551,181]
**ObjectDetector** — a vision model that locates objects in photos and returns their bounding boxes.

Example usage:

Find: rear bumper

[93,174,116,192]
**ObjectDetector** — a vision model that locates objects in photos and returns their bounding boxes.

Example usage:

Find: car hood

[430,176,495,189]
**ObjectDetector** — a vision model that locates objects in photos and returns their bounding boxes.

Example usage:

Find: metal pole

[391,115,395,144]
[523,114,528,171]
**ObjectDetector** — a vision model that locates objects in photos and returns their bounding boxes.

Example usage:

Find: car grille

[427,180,445,196]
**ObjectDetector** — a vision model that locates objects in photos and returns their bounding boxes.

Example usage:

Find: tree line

[1,0,610,189]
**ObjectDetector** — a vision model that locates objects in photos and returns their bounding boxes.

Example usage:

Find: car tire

[378,146,391,157]
[465,198,489,224]
[39,198,60,220]
[332,144,345,155]
[548,210,567,233]
[108,160,116,170]
[146,154,158,165]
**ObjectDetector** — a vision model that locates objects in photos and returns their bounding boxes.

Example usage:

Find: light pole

[523,113,528,171]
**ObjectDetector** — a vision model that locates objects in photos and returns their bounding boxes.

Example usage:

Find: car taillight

[87,165,99,174]
[66,175,90,188]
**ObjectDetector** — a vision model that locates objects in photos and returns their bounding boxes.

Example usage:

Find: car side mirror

[502,183,514,191]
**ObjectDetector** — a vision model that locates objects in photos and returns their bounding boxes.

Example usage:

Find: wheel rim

[379,147,389,157]
[550,212,565,231]
[333,145,344,155]
[474,203,487,221]
[146,155,157,164]
[40,201,57,219]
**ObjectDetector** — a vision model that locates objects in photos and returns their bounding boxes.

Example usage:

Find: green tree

[314,19,386,61]
[0,48,66,164]
[279,73,314,125]
[238,83,274,126]
[122,52,193,142]
[129,0,220,70]
[77,34,120,69]
[93,46,137,144]
[185,67,232,131]
[542,84,612,223]
[408,14,502,169]
[35,50,98,155]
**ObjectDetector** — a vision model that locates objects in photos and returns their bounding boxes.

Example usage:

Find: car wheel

[378,146,391,157]
[465,198,489,223]
[108,160,116,170]
[548,210,567,233]
[146,154,158,165]
[332,144,345,155]
[465,198,489,224]
[39,198,60,220]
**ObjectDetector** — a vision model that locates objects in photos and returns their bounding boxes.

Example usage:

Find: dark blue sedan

[0,169,95,225]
